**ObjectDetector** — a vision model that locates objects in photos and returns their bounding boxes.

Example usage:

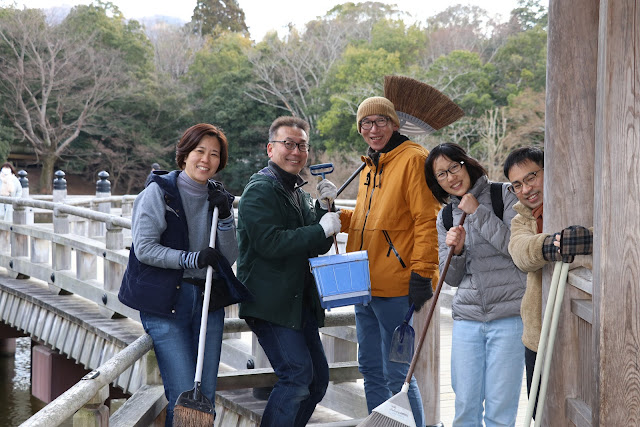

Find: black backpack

[442,182,504,230]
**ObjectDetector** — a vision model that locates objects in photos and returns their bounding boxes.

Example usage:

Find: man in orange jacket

[318,96,440,425]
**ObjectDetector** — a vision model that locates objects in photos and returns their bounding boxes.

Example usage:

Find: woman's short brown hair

[175,123,228,173]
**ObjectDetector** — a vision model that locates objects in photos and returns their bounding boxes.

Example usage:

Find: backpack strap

[443,182,504,230]
[443,202,454,231]
[490,182,504,221]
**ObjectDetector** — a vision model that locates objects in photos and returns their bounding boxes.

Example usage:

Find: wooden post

[544,0,598,423]
[414,299,440,425]
[592,0,640,425]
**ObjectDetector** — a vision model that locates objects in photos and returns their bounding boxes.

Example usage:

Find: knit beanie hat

[356,96,400,132]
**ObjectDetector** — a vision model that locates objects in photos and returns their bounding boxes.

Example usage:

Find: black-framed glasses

[269,139,310,152]
[508,169,542,194]
[360,116,390,130]
[435,161,464,181]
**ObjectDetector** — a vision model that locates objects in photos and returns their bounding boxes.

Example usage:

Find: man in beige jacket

[504,146,592,419]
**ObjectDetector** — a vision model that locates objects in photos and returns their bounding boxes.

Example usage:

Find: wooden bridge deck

[215,310,531,426]
[1,267,530,426]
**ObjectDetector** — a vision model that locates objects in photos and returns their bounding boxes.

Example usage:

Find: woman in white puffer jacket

[0,162,22,222]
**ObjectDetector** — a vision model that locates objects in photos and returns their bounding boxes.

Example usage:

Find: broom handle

[194,207,219,384]
[336,162,366,197]
[405,212,466,383]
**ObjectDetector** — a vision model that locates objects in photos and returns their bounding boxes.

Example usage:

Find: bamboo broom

[383,75,464,135]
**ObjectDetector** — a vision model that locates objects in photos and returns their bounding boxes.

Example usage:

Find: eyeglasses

[435,161,465,181]
[508,169,542,194]
[360,116,390,130]
[269,139,310,152]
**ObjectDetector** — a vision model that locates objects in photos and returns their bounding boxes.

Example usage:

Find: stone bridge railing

[0,169,363,426]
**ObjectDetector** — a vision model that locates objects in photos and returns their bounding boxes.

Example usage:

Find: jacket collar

[513,200,535,219]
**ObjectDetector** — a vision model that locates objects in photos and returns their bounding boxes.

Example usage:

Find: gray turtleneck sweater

[131,171,238,280]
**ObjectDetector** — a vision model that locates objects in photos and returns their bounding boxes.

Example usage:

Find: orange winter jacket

[339,140,440,297]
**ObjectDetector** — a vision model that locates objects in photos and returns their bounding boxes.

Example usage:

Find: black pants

[525,347,540,419]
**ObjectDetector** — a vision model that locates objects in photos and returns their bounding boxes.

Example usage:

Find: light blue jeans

[451,316,524,427]
[140,281,225,427]
[355,296,425,426]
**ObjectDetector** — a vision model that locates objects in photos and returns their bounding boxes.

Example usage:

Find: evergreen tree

[192,0,249,37]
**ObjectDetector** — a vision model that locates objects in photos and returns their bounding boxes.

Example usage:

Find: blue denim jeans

[140,281,225,427]
[451,316,524,427]
[355,296,424,426]
[246,308,329,427]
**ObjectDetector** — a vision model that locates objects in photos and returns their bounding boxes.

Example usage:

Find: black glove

[542,232,563,262]
[560,225,593,258]
[197,247,224,269]
[408,272,433,312]
[207,187,231,219]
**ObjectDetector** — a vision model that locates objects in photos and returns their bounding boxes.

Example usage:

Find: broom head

[384,75,464,136]
[173,385,215,426]
[357,383,416,427]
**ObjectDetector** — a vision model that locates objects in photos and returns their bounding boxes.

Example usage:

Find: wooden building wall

[545,0,640,425]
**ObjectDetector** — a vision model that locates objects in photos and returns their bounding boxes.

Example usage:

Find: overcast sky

[6,0,520,40]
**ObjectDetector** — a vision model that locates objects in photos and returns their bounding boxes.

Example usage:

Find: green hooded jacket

[237,171,332,329]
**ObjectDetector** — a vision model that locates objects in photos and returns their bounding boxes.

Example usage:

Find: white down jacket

[437,175,526,322]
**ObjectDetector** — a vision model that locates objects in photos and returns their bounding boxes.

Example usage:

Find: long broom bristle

[384,75,464,130]
[173,405,215,427]
[357,388,416,427]
[357,411,413,427]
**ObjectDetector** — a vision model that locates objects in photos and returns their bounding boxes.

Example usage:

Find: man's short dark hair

[268,116,310,141]
[503,146,544,179]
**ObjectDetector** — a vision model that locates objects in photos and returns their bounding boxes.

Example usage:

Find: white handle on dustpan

[194,206,218,384]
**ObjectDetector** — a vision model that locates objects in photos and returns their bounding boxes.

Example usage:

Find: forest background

[0,0,547,197]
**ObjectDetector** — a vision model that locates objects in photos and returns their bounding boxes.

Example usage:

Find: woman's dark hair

[175,123,228,173]
[1,162,16,175]
[503,146,544,179]
[424,143,487,204]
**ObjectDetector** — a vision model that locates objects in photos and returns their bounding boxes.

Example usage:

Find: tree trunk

[39,155,56,194]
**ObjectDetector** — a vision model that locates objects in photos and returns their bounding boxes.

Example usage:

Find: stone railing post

[103,222,124,293]
[53,170,67,203]
[90,171,111,237]
[17,170,34,224]
[10,204,28,258]
[52,208,72,294]
[72,384,109,427]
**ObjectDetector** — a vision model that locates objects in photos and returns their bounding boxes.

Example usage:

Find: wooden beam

[216,361,361,391]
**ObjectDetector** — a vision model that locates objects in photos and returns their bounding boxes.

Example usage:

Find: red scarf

[532,204,543,233]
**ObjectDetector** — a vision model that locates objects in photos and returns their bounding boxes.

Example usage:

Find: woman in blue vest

[424,143,526,427]
[119,123,237,426]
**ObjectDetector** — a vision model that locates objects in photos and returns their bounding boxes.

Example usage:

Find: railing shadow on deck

[0,194,363,426]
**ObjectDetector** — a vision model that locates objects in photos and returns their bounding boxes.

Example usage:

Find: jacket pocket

[382,230,406,268]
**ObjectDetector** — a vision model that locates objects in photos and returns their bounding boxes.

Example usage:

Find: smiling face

[433,155,471,197]
[267,125,308,175]
[507,159,544,210]
[182,135,221,184]
[360,114,399,152]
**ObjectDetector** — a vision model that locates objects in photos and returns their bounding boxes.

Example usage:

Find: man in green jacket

[237,116,341,427]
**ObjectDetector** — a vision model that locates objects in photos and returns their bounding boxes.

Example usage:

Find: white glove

[316,179,337,210]
[319,212,341,238]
